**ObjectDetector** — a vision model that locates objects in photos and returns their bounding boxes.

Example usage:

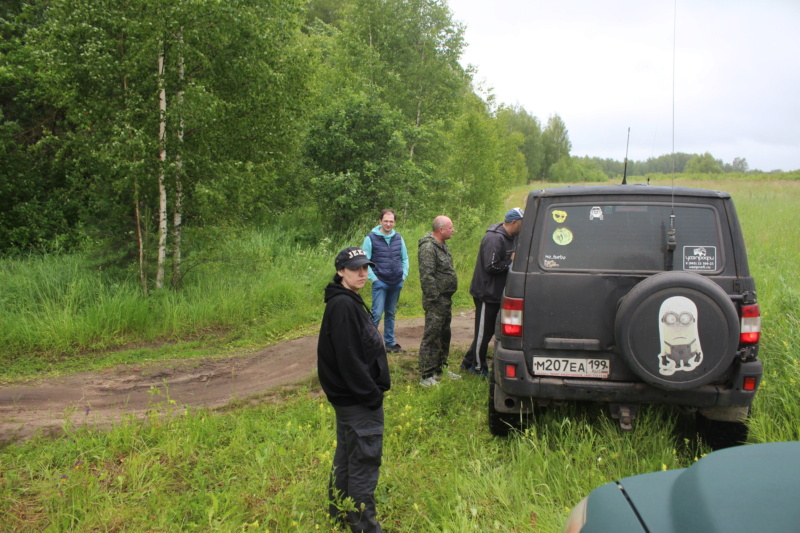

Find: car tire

[488,366,526,437]
[615,272,740,391]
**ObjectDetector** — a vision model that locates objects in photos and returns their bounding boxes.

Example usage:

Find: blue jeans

[371,280,403,346]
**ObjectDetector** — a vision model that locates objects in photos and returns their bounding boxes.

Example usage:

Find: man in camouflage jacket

[417,216,458,385]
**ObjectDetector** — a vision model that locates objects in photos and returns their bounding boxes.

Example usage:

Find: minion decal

[657,296,703,376]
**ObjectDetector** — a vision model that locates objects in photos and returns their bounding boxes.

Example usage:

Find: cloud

[449,0,800,171]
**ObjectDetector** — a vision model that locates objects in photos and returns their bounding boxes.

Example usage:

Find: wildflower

[661,464,668,471]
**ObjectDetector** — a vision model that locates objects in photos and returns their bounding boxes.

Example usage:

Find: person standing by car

[417,216,460,386]
[318,247,391,533]
[461,208,524,377]
[362,209,409,353]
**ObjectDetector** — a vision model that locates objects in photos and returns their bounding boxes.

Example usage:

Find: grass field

[1,177,799,532]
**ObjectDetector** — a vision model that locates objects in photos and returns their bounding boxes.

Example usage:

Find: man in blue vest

[362,209,409,353]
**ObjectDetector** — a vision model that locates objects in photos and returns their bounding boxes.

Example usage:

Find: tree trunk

[134,180,148,295]
[156,41,168,290]
[172,28,184,290]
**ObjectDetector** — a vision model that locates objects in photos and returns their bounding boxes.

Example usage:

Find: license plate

[532,357,610,378]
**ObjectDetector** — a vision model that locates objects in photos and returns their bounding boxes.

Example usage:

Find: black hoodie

[317,281,391,409]
[469,222,515,303]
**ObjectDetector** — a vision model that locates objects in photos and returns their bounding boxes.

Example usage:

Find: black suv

[490,185,762,447]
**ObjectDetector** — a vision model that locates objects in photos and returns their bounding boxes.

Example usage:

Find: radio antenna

[666,0,677,271]
[622,127,630,185]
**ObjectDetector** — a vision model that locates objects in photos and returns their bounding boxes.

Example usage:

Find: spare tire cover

[615,272,739,390]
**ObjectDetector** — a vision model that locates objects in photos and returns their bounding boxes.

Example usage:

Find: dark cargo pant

[329,404,384,533]
[418,294,453,378]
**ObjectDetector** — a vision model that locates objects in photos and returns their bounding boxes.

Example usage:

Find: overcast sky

[447,0,800,172]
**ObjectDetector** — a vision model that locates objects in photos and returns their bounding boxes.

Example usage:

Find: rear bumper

[493,343,762,414]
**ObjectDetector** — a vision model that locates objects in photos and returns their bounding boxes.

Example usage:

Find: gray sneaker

[419,376,439,387]
[445,369,462,380]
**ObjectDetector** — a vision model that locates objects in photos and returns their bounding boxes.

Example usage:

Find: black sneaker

[468,366,488,378]
[386,344,403,353]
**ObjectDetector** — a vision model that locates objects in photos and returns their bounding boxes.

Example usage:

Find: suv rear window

[539,203,722,272]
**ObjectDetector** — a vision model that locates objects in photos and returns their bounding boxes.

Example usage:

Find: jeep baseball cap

[335,247,375,270]
[505,207,524,223]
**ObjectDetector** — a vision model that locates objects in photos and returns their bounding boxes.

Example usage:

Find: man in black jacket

[461,208,524,377]
[318,247,391,533]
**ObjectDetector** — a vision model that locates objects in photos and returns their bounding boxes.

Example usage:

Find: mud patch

[0,311,475,442]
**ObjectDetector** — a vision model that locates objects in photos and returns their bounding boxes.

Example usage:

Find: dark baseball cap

[335,247,375,270]
[505,207,524,223]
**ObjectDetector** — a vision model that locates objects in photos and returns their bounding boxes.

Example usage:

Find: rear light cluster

[500,299,759,343]
[739,304,761,345]
[500,297,523,337]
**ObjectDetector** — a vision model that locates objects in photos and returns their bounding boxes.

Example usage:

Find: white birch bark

[156,42,168,290]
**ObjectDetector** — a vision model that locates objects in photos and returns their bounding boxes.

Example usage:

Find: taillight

[740,304,761,344]
[501,297,523,337]
[505,364,518,378]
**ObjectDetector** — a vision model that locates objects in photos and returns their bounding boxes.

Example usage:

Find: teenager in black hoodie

[318,247,391,533]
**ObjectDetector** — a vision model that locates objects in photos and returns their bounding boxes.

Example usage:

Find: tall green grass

[0,218,485,380]
[0,178,798,532]
[0,352,708,532]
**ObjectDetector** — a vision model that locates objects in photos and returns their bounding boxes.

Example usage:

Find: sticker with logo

[683,246,716,271]
[552,227,573,246]
[552,210,567,223]
[543,254,565,268]
[657,296,703,376]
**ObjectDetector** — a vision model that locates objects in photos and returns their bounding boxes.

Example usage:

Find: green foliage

[1,0,313,255]
[0,213,485,377]
[304,95,412,230]
[549,157,608,183]
[497,104,543,183]
[685,152,723,174]
[440,93,512,220]
[540,114,572,181]
[582,152,765,180]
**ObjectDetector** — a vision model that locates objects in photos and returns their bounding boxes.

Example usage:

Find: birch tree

[12,0,311,284]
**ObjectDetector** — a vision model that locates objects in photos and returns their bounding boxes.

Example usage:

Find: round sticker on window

[553,227,573,246]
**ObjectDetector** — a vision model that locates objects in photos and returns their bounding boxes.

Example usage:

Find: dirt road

[0,311,476,443]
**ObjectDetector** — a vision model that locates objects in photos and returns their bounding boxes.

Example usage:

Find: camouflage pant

[418,294,453,378]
